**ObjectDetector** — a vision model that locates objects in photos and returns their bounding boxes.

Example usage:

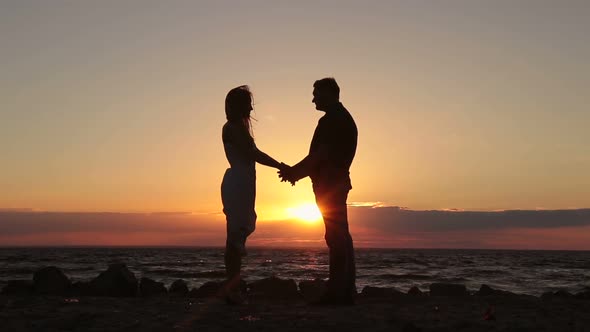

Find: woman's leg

[224,241,242,285]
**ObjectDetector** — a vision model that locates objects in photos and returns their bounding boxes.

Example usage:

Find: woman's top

[222,121,256,176]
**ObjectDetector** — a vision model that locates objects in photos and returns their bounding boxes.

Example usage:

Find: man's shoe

[225,289,247,305]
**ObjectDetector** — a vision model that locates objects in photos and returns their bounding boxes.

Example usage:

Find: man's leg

[316,188,356,301]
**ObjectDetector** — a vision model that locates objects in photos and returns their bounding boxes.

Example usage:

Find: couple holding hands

[221,78,358,305]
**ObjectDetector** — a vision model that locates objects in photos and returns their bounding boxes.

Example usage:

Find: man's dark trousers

[314,184,356,298]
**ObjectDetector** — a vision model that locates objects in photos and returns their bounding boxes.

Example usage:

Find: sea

[1,247,589,296]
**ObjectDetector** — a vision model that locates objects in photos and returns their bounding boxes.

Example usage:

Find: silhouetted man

[280,77,357,305]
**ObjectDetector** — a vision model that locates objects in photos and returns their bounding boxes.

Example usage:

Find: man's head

[312,77,340,111]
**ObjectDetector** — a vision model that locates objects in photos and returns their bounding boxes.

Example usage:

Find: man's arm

[286,144,329,182]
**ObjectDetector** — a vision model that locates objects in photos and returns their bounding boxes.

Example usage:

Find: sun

[286,203,322,223]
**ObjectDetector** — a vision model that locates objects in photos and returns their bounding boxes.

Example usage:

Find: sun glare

[286,203,322,223]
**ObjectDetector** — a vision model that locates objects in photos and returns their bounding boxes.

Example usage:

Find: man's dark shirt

[309,102,358,188]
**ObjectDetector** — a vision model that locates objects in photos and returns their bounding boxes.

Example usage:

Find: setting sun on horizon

[286,203,323,223]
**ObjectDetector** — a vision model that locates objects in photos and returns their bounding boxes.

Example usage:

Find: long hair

[225,85,254,140]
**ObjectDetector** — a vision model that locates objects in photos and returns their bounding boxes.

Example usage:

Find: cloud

[348,206,590,233]
[1,207,589,249]
[344,206,590,249]
[0,211,221,236]
[0,208,36,212]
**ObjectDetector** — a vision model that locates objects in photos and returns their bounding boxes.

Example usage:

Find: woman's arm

[254,147,283,169]
[223,122,285,169]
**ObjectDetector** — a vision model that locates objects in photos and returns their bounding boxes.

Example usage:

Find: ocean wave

[141,261,207,268]
[0,267,36,275]
[369,273,434,281]
[0,255,32,263]
[64,266,97,272]
[2,248,589,297]
[142,268,226,279]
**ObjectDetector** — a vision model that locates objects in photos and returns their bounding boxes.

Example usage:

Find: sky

[1,1,589,249]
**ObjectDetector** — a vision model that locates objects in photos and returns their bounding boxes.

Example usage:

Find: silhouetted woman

[221,85,285,304]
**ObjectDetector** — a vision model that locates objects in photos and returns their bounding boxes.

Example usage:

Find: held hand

[278,162,290,172]
[278,163,296,186]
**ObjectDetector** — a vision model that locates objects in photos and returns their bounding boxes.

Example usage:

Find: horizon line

[0,245,588,252]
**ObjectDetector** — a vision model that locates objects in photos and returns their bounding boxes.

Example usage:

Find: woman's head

[225,85,254,138]
[225,85,253,122]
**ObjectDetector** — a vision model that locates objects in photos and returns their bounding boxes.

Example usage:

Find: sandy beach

[1,264,590,331]
[2,284,590,332]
